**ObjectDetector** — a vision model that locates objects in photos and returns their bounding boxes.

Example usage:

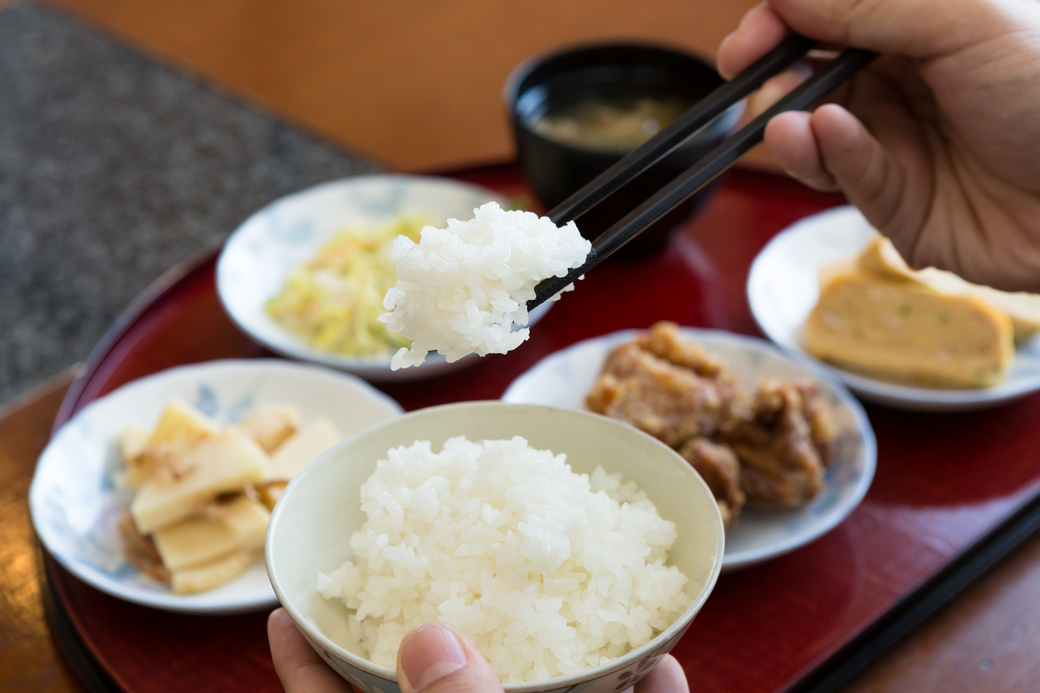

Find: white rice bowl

[381,202,591,369]
[316,436,690,683]
[265,402,725,693]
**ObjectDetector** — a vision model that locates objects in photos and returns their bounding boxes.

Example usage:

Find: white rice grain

[317,436,690,683]
[380,203,591,369]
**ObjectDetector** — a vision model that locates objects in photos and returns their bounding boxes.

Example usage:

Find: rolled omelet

[804,264,1014,388]
[857,234,1040,344]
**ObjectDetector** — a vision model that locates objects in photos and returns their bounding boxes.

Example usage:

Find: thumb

[397,622,504,693]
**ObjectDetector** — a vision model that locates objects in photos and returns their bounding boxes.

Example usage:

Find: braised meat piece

[635,322,750,430]
[724,379,834,508]
[678,437,745,530]
[636,322,729,378]
[794,380,838,465]
[587,343,725,448]
[747,378,837,464]
[598,341,654,380]
[585,323,841,528]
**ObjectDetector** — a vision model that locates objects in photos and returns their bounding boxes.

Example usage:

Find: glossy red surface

[47,166,1040,693]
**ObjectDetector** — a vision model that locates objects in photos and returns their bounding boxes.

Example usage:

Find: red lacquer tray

[44,165,1040,693]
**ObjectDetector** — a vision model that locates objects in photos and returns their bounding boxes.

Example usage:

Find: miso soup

[532,94,693,152]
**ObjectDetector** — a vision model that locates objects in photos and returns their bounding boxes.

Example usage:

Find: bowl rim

[503,39,723,112]
[266,400,725,691]
[503,40,740,159]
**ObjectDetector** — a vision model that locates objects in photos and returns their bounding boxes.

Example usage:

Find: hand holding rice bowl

[266,402,724,693]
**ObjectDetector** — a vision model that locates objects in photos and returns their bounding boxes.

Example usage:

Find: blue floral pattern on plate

[216,174,553,382]
[29,359,402,614]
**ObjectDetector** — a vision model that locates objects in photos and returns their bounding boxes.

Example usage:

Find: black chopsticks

[528,35,878,311]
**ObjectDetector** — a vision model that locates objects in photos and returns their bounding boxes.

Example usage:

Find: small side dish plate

[217,174,550,381]
[501,328,876,570]
[29,359,403,614]
[747,206,1040,411]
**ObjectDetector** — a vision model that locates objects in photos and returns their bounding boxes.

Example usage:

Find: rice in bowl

[316,436,690,683]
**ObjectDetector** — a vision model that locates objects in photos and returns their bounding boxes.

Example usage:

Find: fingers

[397,622,504,693]
[764,104,905,220]
[763,112,837,191]
[719,0,1013,83]
[811,104,901,215]
[745,63,813,118]
[267,611,690,693]
[635,655,689,693]
[717,2,789,79]
[764,0,1008,57]
[268,608,353,693]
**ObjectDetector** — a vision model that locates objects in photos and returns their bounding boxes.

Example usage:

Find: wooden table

[1,370,87,693]
[5,1,1040,691]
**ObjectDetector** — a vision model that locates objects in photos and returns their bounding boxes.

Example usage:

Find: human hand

[718,0,1040,291]
[268,608,690,693]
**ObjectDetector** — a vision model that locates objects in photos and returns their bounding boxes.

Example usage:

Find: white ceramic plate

[217,174,551,382]
[501,328,876,570]
[747,206,1040,411]
[29,359,403,614]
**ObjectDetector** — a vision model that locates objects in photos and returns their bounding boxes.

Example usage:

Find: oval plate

[501,327,876,570]
[747,206,1040,411]
[29,359,403,614]
[217,174,551,382]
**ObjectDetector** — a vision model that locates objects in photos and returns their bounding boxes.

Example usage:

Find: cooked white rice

[316,436,690,683]
[380,202,591,369]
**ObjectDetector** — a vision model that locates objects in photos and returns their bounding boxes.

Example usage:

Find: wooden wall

[40,0,763,171]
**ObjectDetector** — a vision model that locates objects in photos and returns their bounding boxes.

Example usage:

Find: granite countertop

[0,2,378,407]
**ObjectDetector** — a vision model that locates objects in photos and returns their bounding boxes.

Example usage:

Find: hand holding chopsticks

[528,35,877,311]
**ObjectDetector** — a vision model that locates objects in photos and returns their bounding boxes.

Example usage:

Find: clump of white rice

[380,202,591,369]
[317,436,690,683]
